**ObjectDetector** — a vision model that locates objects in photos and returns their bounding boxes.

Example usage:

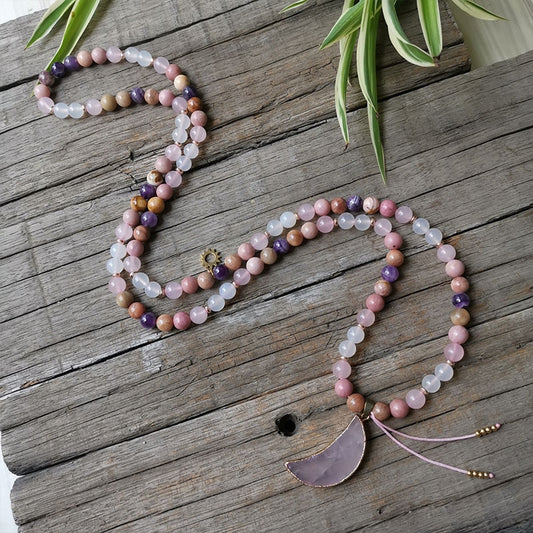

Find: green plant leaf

[417,0,442,57]
[26,0,76,49]
[382,0,435,66]
[450,0,506,20]
[320,1,364,49]
[45,0,101,69]
[280,0,309,13]
[368,104,386,181]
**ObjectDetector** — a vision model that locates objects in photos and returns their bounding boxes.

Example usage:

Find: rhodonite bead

[448,325,469,344]
[237,243,255,260]
[159,89,174,107]
[366,294,385,313]
[155,156,172,174]
[445,259,465,277]
[76,50,92,67]
[181,276,199,294]
[126,240,144,257]
[34,84,50,98]
[335,378,353,398]
[314,199,330,216]
[384,232,402,250]
[91,47,107,64]
[173,311,191,330]
[165,64,181,80]
[451,277,469,293]
[379,199,396,218]
[156,184,173,200]
[191,110,208,126]
[246,257,264,275]
[390,398,409,418]
[301,222,318,240]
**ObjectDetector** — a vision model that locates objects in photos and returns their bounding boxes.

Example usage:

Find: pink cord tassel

[370,414,499,478]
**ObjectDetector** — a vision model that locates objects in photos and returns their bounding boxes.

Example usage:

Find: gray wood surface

[1,0,532,531]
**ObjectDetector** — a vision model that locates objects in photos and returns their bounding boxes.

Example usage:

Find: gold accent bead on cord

[475,424,502,437]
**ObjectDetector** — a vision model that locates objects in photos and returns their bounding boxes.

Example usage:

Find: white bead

[172,127,188,144]
[183,143,199,159]
[137,50,153,67]
[373,218,392,236]
[145,281,162,298]
[347,326,365,344]
[175,114,191,129]
[106,257,123,274]
[422,374,441,393]
[207,294,225,312]
[425,228,443,245]
[124,47,139,63]
[266,219,283,236]
[435,362,454,382]
[338,212,355,229]
[219,282,237,300]
[68,102,84,119]
[412,218,430,235]
[176,156,192,171]
[280,211,297,228]
[354,214,371,231]
[53,102,69,119]
[339,340,356,358]
[110,243,127,258]
[132,272,149,289]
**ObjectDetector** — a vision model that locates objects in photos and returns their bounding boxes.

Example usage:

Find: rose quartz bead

[297,203,315,221]
[165,144,181,161]
[395,206,413,224]
[76,50,92,67]
[123,208,140,226]
[379,199,397,218]
[190,306,208,324]
[85,99,102,116]
[190,126,207,143]
[126,239,144,257]
[451,276,469,293]
[390,398,410,418]
[34,85,50,98]
[123,256,141,273]
[314,199,330,216]
[449,325,469,344]
[155,156,172,174]
[374,279,392,297]
[191,110,208,126]
[181,276,199,294]
[115,222,133,241]
[165,64,181,80]
[384,232,402,250]
[437,244,456,262]
[246,257,264,275]
[106,46,123,63]
[238,243,255,260]
[91,47,107,64]
[37,97,54,114]
[332,359,352,379]
[165,281,183,299]
[173,311,191,330]
[159,89,174,107]
[335,378,353,398]
[165,171,182,188]
[316,215,334,233]
[374,218,392,236]
[153,56,169,74]
[250,232,269,250]
[445,259,465,277]
[172,96,188,113]
[366,294,385,313]
[234,268,251,286]
[301,222,318,239]
[357,308,375,327]
[444,342,464,362]
[108,276,126,294]
[156,184,173,200]
[406,389,426,409]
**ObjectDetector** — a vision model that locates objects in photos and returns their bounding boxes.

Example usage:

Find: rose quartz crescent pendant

[285,415,366,487]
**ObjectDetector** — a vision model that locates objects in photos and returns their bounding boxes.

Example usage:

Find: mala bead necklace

[35,45,501,488]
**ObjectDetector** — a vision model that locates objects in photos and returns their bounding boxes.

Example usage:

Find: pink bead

[238,243,255,260]
[108,276,126,294]
[301,222,318,239]
[155,156,172,174]
[165,144,182,161]
[448,325,469,344]
[181,276,199,294]
[156,184,173,200]
[314,199,330,216]
[115,222,133,241]
[123,256,141,273]
[316,215,334,233]
[34,84,50,98]
[334,378,353,398]
[165,64,181,80]
[37,97,54,114]
[153,56,169,74]
[246,257,264,275]
[384,232,403,250]
[395,206,413,224]
[332,359,352,379]
[159,89,175,107]
[172,96,188,113]
[165,170,182,188]
[406,389,426,409]
[191,110,208,127]
[85,99,102,116]
[190,126,206,143]
[190,306,208,324]
[123,209,140,226]
[297,203,315,221]
[173,311,191,330]
[106,46,123,63]
[374,218,392,236]
[233,268,251,286]
[250,232,269,250]
[165,281,183,299]
[390,398,410,418]
[444,342,464,362]
[451,276,469,293]
[357,308,375,327]
[76,50,93,68]
[437,244,456,262]
[366,294,385,313]
[445,259,465,277]
[91,47,107,64]
[126,239,144,257]
[379,199,397,218]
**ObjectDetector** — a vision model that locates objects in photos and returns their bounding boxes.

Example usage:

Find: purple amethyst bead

[38,70,55,87]
[130,87,145,104]
[213,264,229,281]
[452,293,470,308]
[64,55,81,71]
[347,195,363,212]
[140,184,157,199]
[381,265,399,283]
[273,238,290,255]
[140,211,158,228]
[140,312,157,329]
[182,86,198,100]
[50,62,66,78]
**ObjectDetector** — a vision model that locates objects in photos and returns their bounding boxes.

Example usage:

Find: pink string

[373,418,477,442]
